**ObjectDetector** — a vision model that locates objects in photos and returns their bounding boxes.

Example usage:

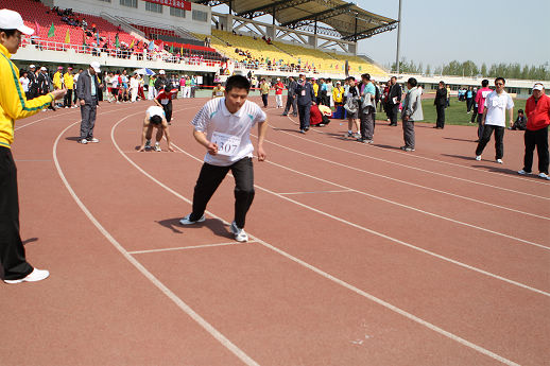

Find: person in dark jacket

[294,73,315,133]
[434,81,447,129]
[387,76,402,126]
[510,109,527,130]
[27,64,38,99]
[282,76,297,117]
[76,62,101,144]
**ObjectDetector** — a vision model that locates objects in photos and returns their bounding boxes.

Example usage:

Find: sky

[354,0,550,69]
[215,0,550,69]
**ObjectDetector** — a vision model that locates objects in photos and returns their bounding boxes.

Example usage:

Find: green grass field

[420,97,526,126]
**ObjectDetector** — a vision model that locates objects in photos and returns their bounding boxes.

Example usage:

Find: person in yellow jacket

[63,67,74,108]
[312,78,319,103]
[0,9,66,284]
[52,66,63,90]
[332,81,345,106]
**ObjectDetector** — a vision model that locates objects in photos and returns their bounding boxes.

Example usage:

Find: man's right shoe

[475,155,481,161]
[230,222,248,242]
[518,169,530,175]
[179,214,206,225]
[4,268,50,284]
[79,139,88,144]
[538,172,550,180]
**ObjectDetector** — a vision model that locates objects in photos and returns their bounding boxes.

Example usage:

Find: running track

[2,97,549,366]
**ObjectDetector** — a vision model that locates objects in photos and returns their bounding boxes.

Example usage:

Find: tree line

[386,59,550,81]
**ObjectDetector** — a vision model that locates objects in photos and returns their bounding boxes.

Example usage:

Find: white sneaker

[496,159,503,164]
[517,169,530,175]
[154,142,161,152]
[179,214,206,225]
[88,138,99,143]
[230,221,248,242]
[4,268,50,284]
[79,139,88,144]
[475,155,481,161]
[538,172,550,180]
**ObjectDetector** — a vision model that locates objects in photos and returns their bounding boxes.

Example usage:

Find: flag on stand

[115,34,120,48]
[130,39,135,48]
[82,29,87,46]
[148,40,155,51]
[47,22,55,38]
[34,21,40,36]
[96,31,100,46]
[64,29,70,44]
[169,44,174,53]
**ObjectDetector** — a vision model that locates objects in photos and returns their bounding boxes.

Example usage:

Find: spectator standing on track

[105,71,114,103]
[52,66,63,91]
[475,77,514,164]
[37,66,54,110]
[466,86,475,113]
[63,67,74,108]
[76,61,101,144]
[27,64,38,99]
[400,77,423,152]
[129,73,139,103]
[154,86,177,124]
[344,76,361,138]
[518,83,550,179]
[180,75,268,243]
[148,75,156,100]
[137,105,174,153]
[387,76,401,126]
[434,81,447,129]
[326,78,333,107]
[282,76,297,117]
[358,73,376,144]
[211,82,225,99]
[471,79,492,139]
[295,73,315,133]
[446,84,451,107]
[275,77,284,108]
[154,70,168,92]
[72,68,83,106]
[260,78,270,108]
[332,81,345,107]
[0,9,67,284]
[19,70,30,99]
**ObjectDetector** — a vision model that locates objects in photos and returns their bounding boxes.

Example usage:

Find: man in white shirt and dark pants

[180,75,268,242]
[475,77,514,164]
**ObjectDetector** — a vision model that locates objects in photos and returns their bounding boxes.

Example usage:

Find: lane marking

[112,116,523,366]
[258,132,550,221]
[278,189,353,195]
[266,159,550,251]
[282,116,550,190]
[14,159,52,162]
[54,115,260,366]
[129,241,256,255]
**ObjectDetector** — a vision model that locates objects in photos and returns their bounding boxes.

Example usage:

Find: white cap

[29,64,35,68]
[0,9,34,35]
[159,70,166,75]
[533,83,544,91]
[40,66,47,71]
[90,61,101,73]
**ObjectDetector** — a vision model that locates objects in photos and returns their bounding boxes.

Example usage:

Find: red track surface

[2,97,549,366]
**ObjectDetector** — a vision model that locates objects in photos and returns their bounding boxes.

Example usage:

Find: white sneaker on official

[179,214,205,225]
[517,169,530,175]
[88,138,99,143]
[154,142,161,152]
[230,221,248,242]
[79,139,88,144]
[538,172,550,180]
[4,268,50,284]
[496,159,503,164]
[475,155,481,161]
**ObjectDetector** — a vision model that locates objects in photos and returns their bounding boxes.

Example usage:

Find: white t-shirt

[191,98,266,167]
[20,77,30,92]
[146,106,165,120]
[484,91,514,127]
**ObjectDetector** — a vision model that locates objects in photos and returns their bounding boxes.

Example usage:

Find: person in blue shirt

[294,73,315,133]
[466,86,475,113]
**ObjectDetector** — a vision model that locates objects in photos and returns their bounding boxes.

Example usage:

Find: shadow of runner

[155,217,233,239]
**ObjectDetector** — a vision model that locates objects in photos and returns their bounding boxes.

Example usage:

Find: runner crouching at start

[180,75,267,242]
[137,105,174,152]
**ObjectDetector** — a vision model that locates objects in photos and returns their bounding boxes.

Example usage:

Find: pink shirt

[475,87,493,114]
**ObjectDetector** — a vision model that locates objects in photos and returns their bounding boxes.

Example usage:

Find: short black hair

[518,109,524,114]
[225,75,250,92]
[495,76,506,85]
[407,77,417,87]
[361,73,371,81]
[0,28,18,37]
[439,81,445,86]
[481,79,489,87]
[150,115,162,125]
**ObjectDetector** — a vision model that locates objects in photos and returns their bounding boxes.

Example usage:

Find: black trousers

[64,89,73,107]
[80,100,97,140]
[298,104,311,130]
[190,158,255,229]
[523,126,549,174]
[283,95,297,116]
[0,147,33,281]
[162,101,173,123]
[388,104,399,125]
[475,125,505,159]
[436,104,445,128]
[261,94,268,107]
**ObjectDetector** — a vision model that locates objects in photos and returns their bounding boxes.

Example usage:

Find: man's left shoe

[496,159,503,164]
[230,222,248,242]
[154,142,161,152]
[4,268,50,284]
[538,172,550,180]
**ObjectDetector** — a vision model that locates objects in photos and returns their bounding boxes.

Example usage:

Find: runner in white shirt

[137,106,174,152]
[180,75,268,242]
[475,77,514,164]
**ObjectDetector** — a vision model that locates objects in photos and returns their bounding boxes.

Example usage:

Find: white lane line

[278,189,353,195]
[267,159,550,251]
[257,132,550,221]
[54,117,260,366]
[282,116,550,190]
[112,117,523,366]
[129,241,256,255]
[15,109,72,131]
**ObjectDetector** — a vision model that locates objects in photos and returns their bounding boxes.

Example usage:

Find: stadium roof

[192,0,397,41]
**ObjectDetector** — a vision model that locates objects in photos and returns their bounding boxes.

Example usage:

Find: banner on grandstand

[144,0,191,11]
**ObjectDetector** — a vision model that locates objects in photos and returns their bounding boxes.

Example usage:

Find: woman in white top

[19,71,30,99]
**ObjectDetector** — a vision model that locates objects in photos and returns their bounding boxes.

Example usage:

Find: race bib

[212,132,241,157]
[301,90,306,96]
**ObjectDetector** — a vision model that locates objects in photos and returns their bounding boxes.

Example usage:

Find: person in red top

[275,78,284,108]
[518,83,550,179]
[154,86,177,124]
[472,79,493,141]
